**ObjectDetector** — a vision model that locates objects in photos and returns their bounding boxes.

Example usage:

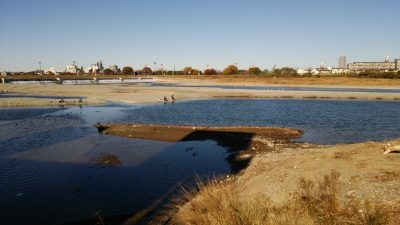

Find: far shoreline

[2,78,400,107]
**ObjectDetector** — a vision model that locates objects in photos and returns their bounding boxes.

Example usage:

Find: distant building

[338,56,346,69]
[296,68,309,75]
[65,65,83,74]
[318,67,333,75]
[88,61,105,74]
[96,61,104,71]
[66,65,78,74]
[46,67,58,75]
[348,57,400,71]
[109,65,119,73]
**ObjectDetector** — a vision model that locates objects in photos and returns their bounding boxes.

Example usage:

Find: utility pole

[234,62,239,75]
[73,60,77,75]
[153,62,156,75]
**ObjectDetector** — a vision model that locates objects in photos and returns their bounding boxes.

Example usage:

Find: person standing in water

[171,94,176,101]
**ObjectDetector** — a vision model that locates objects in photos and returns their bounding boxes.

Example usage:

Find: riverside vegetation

[151,171,400,225]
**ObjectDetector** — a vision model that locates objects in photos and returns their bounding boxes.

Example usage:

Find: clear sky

[0,0,399,72]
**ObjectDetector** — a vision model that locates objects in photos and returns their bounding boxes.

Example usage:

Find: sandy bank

[238,139,400,205]
[2,81,400,107]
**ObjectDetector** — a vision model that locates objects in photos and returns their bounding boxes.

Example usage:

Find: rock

[266,142,275,148]
[346,190,356,197]
[238,154,252,160]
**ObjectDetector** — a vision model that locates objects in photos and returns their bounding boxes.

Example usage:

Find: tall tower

[338,56,346,69]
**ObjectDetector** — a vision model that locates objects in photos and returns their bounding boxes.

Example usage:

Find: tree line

[100,65,298,76]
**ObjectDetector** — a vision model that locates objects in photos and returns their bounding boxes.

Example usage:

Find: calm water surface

[120,99,400,144]
[1,99,400,225]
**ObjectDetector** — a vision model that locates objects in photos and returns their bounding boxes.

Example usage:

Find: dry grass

[152,171,400,225]
[373,171,400,182]
[165,75,400,87]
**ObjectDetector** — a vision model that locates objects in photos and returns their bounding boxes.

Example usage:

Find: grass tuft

[152,170,399,225]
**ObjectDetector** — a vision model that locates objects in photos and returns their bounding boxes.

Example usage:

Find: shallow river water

[1,99,400,225]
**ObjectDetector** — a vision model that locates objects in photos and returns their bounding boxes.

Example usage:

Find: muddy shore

[95,124,303,143]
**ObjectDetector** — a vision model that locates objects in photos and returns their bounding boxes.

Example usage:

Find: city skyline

[1,0,399,72]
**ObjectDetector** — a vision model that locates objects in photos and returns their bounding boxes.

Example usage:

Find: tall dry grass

[152,171,399,225]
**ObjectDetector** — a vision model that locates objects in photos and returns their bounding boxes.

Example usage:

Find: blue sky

[0,0,399,71]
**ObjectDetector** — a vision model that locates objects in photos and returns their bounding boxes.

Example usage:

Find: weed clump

[154,171,399,225]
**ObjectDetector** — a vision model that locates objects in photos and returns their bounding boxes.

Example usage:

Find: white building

[296,68,309,75]
[109,65,119,73]
[87,61,104,74]
[66,65,78,74]
[348,57,400,71]
[46,67,58,75]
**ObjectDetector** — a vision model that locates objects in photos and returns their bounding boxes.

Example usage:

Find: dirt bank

[95,124,303,143]
[239,139,400,204]
[149,137,400,225]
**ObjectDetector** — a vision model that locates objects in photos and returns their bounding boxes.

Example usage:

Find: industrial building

[338,56,346,69]
[348,57,400,71]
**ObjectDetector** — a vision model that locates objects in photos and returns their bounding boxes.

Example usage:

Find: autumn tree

[223,65,238,75]
[103,68,113,75]
[273,67,297,75]
[122,66,134,75]
[204,68,217,75]
[184,67,193,75]
[191,69,200,75]
[248,67,261,75]
[142,67,153,75]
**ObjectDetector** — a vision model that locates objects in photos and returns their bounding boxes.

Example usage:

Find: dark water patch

[0,105,231,225]
[0,138,230,225]
[0,107,65,121]
[0,126,87,155]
